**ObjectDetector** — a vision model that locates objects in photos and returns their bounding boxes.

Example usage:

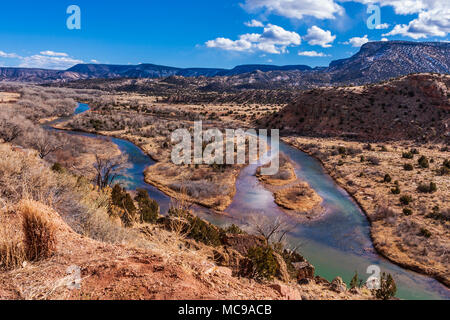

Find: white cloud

[18,55,84,69]
[206,24,301,54]
[344,0,444,15]
[40,50,69,57]
[90,59,100,64]
[381,37,389,41]
[0,51,21,59]
[303,26,336,47]
[345,1,449,39]
[243,0,344,20]
[375,23,390,29]
[343,35,369,47]
[206,37,253,52]
[1,49,85,69]
[244,19,264,27]
[383,8,450,39]
[241,1,449,40]
[298,50,330,57]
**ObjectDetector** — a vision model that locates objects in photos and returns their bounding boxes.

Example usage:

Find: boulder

[273,252,290,283]
[293,261,315,282]
[315,276,330,285]
[330,276,347,293]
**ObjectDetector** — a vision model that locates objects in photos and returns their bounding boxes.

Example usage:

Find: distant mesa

[0,41,449,86]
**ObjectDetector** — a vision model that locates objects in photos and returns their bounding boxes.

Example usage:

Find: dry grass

[0,235,25,270]
[20,200,57,261]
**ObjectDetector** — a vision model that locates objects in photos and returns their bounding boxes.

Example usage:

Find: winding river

[55,103,450,300]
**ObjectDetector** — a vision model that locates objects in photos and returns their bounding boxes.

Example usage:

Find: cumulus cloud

[347,0,449,38]
[205,37,253,52]
[206,24,301,54]
[0,49,84,69]
[241,1,449,39]
[343,35,369,47]
[243,0,344,20]
[345,0,443,15]
[383,8,450,39]
[244,19,264,27]
[40,50,69,57]
[303,26,336,47]
[18,55,84,69]
[0,51,21,59]
[298,50,330,57]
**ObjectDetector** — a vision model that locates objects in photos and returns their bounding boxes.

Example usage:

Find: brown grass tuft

[20,201,57,261]
[0,238,25,270]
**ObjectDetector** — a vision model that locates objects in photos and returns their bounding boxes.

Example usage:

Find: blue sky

[0,0,448,69]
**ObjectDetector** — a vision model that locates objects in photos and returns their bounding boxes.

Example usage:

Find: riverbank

[256,155,324,221]
[52,120,243,212]
[282,136,450,288]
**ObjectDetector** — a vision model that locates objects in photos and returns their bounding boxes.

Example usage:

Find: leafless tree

[94,154,129,189]
[0,119,22,142]
[249,214,298,246]
[26,130,68,159]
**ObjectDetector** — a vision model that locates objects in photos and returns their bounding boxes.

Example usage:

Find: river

[60,103,450,300]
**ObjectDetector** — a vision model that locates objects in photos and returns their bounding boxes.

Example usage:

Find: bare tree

[0,119,22,142]
[94,154,129,189]
[26,130,68,159]
[249,214,298,246]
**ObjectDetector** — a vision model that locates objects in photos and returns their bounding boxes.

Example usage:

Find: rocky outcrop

[294,261,315,283]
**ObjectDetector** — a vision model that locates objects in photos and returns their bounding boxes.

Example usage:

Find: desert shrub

[51,162,65,174]
[374,273,397,300]
[403,163,413,171]
[437,160,450,175]
[402,208,412,216]
[337,146,346,155]
[391,185,401,194]
[111,185,136,215]
[418,156,429,168]
[444,159,450,169]
[426,206,450,222]
[383,174,392,183]
[223,224,244,235]
[187,216,222,246]
[417,182,437,193]
[346,147,362,155]
[402,152,414,159]
[399,195,412,206]
[135,188,159,224]
[373,206,396,221]
[110,184,137,227]
[21,202,57,261]
[367,156,380,165]
[167,207,222,246]
[350,271,363,289]
[247,246,279,280]
[411,148,419,155]
[419,228,432,238]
